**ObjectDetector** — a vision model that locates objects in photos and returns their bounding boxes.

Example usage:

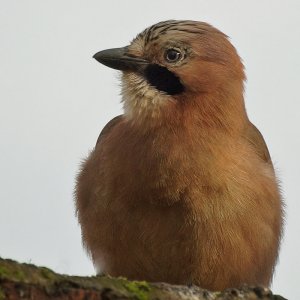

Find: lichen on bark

[0,257,287,300]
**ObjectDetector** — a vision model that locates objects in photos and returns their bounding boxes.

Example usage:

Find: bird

[75,20,283,291]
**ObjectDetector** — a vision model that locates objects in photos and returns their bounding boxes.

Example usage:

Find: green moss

[0,266,11,279]
[124,280,151,300]
[0,288,4,300]
[15,269,26,281]
[40,267,56,281]
[0,265,25,281]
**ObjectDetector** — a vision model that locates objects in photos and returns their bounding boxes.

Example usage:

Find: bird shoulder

[96,115,123,147]
[243,122,272,166]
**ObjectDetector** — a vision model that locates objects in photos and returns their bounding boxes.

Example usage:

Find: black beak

[93,47,149,72]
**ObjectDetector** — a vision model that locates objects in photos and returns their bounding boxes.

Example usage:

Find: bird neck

[125,82,248,141]
[184,82,248,136]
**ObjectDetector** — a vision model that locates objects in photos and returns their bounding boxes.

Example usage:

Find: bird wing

[96,115,123,146]
[243,122,273,166]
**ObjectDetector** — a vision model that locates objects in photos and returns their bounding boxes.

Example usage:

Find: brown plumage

[75,20,283,291]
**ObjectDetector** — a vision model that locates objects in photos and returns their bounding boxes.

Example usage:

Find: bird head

[94,20,246,130]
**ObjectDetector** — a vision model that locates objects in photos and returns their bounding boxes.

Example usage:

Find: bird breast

[76,118,281,289]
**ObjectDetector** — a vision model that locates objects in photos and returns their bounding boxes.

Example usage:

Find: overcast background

[0,1,299,299]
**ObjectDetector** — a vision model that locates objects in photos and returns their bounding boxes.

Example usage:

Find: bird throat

[143,64,185,96]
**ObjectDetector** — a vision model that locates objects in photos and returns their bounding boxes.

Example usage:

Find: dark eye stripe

[144,64,185,96]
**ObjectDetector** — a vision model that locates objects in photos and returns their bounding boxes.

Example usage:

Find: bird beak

[93,47,149,72]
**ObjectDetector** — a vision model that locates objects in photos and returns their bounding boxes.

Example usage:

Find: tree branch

[0,257,286,300]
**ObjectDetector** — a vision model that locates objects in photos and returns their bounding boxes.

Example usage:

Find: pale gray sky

[0,1,299,299]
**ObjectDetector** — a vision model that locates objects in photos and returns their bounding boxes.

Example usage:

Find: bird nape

[75,20,283,291]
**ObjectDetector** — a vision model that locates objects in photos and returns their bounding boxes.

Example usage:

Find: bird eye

[164,48,182,63]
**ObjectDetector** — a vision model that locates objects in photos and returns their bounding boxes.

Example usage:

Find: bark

[0,257,286,300]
